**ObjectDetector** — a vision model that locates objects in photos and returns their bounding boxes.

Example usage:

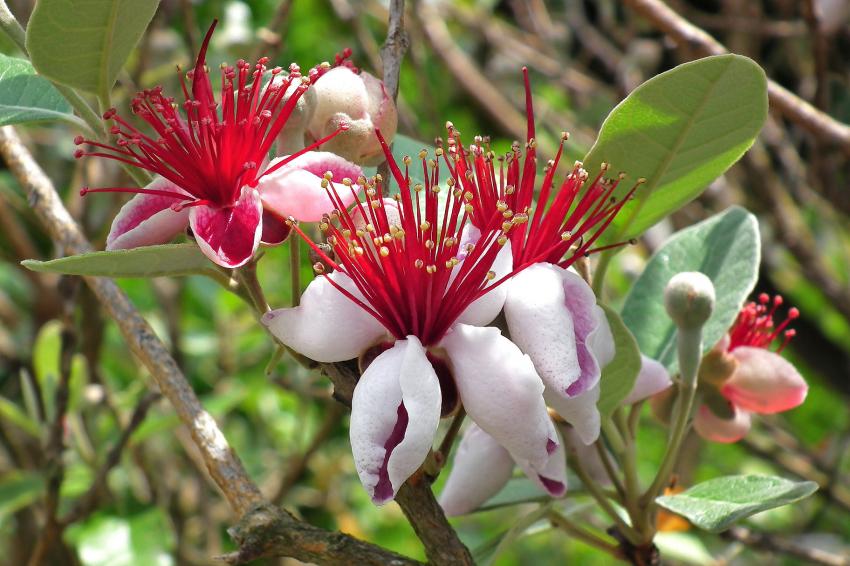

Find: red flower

[75,21,353,267]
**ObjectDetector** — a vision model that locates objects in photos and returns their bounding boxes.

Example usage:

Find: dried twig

[721,526,850,566]
[623,0,850,152]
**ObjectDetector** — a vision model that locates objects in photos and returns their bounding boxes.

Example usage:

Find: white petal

[516,427,568,497]
[623,355,672,406]
[350,336,442,504]
[546,384,601,445]
[504,263,581,394]
[106,179,190,250]
[439,424,514,516]
[262,271,387,362]
[562,426,611,487]
[587,304,615,369]
[441,323,556,468]
[455,225,513,326]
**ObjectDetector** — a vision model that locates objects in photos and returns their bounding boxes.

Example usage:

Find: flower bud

[664,272,715,329]
[275,81,317,155]
[722,346,808,414]
[304,67,398,165]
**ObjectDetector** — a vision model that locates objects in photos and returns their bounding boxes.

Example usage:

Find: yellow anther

[464,204,474,214]
[420,221,431,231]
[365,223,376,233]
[425,240,434,249]
[415,259,424,269]
[323,171,333,180]
[320,179,329,189]
[561,231,573,241]
[313,262,326,274]
[497,235,508,246]
[418,149,427,160]
[463,191,474,202]
[435,148,444,157]
[342,177,352,186]
[379,246,390,257]
[486,270,496,280]
[426,265,437,274]
[513,213,529,224]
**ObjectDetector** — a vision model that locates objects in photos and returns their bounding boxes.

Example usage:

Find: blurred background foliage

[0,0,849,564]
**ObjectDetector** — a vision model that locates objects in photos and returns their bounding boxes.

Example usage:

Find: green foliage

[655,474,818,532]
[584,55,767,242]
[0,471,45,520]
[22,244,218,279]
[0,53,77,127]
[621,207,759,371]
[65,509,176,566]
[597,305,641,416]
[26,0,159,96]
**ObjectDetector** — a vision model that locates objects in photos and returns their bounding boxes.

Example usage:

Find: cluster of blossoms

[76,22,809,514]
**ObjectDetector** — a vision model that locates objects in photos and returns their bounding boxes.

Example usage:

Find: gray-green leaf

[597,304,641,416]
[22,244,215,279]
[621,206,759,372]
[584,55,767,242]
[26,0,159,96]
[656,474,818,532]
[0,53,76,127]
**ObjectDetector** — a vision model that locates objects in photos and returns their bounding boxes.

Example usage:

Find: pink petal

[350,336,442,504]
[440,323,557,469]
[622,355,673,406]
[262,271,387,363]
[105,178,190,250]
[190,187,262,268]
[693,404,752,443]
[258,152,364,222]
[723,347,808,414]
[259,209,292,246]
[439,424,515,516]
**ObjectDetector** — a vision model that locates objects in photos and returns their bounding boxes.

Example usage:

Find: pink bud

[305,67,398,165]
[722,347,808,414]
[693,404,752,443]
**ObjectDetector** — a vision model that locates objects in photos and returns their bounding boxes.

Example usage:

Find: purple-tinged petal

[350,336,442,504]
[455,225,512,326]
[505,263,605,399]
[440,323,557,469]
[439,424,515,516]
[693,404,752,444]
[258,152,364,222]
[622,355,672,406]
[105,178,190,250]
[516,427,568,498]
[545,384,601,445]
[190,186,262,268]
[262,271,387,363]
[723,347,808,414]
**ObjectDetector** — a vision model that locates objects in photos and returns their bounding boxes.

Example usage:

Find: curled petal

[623,355,673,406]
[455,225,512,326]
[258,152,364,222]
[546,384,601,445]
[505,263,604,400]
[190,186,262,268]
[723,347,808,414]
[262,271,387,362]
[106,179,191,250]
[693,404,752,443]
[350,336,442,504]
[563,426,612,487]
[516,427,568,498]
[439,424,515,516]
[441,324,556,468]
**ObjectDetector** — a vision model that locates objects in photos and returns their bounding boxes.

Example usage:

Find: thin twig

[721,526,850,566]
[622,0,850,152]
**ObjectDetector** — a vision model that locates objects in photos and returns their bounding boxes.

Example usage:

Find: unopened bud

[664,272,715,329]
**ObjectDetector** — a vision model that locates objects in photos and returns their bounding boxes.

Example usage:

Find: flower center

[728,293,799,352]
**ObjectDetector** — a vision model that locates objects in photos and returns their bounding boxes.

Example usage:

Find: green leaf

[0,53,77,127]
[33,320,62,421]
[621,206,759,372]
[363,133,432,190]
[655,474,818,532]
[0,471,45,519]
[597,305,641,416]
[585,55,767,242]
[0,396,41,438]
[473,503,552,565]
[26,0,159,96]
[22,244,216,279]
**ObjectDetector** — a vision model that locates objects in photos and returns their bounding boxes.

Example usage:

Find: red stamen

[728,293,799,352]
[77,19,329,211]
